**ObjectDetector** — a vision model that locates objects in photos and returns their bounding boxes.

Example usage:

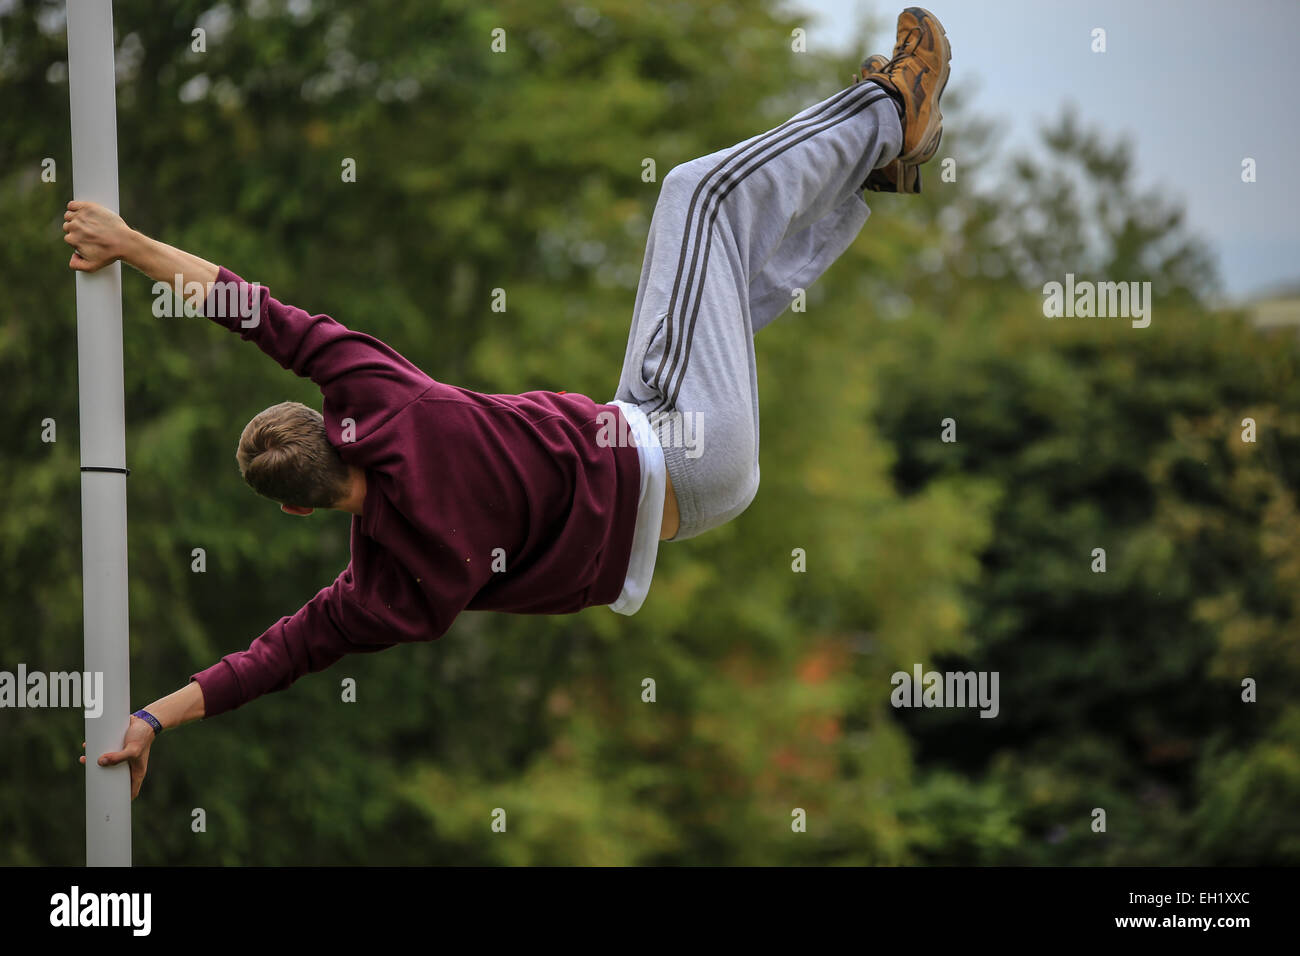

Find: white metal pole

[67,0,132,867]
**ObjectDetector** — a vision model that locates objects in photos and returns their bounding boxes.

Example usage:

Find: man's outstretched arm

[80,681,206,801]
[80,563,407,800]
[64,200,434,437]
[65,199,220,291]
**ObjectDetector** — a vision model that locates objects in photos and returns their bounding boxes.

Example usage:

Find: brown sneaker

[853,53,891,86]
[860,7,951,171]
[853,54,919,194]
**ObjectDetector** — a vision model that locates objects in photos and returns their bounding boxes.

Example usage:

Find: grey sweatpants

[614,82,903,539]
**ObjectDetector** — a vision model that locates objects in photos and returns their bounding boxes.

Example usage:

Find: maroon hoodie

[189,267,640,716]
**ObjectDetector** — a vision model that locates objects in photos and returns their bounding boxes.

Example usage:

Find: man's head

[236,401,351,513]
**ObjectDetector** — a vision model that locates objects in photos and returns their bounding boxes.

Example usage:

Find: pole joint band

[80,466,131,476]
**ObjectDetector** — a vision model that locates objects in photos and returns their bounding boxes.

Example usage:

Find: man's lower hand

[80,715,155,801]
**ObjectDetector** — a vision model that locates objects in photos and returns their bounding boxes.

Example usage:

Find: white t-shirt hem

[606,400,665,616]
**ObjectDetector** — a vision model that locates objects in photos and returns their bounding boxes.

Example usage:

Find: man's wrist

[131,709,163,738]
[118,228,153,271]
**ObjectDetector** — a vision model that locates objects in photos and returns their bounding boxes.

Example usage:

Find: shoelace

[881,28,922,75]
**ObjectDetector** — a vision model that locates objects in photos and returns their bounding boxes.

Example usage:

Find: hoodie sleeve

[202,266,433,453]
[190,563,399,717]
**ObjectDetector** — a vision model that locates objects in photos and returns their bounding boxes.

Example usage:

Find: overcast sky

[797,0,1299,301]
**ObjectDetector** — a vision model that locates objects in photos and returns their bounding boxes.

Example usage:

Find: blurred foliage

[1,0,1296,865]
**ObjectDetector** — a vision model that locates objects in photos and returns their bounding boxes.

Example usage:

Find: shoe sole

[896,6,951,166]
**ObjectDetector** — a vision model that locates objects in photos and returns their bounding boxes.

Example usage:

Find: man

[75,8,950,798]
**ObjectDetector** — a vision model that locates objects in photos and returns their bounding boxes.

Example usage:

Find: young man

[74,8,950,798]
